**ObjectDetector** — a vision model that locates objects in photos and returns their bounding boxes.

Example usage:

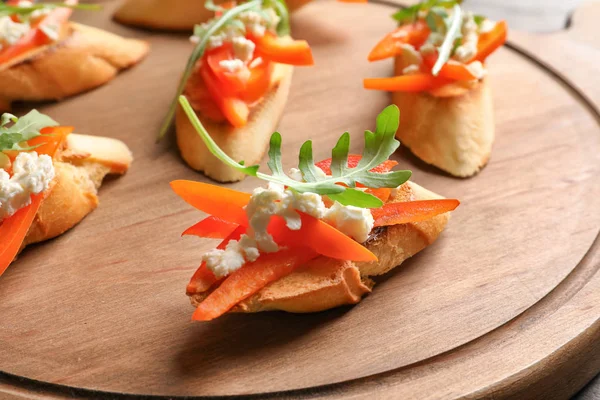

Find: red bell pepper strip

[315,154,398,175]
[192,247,318,321]
[186,226,246,294]
[182,216,239,239]
[0,6,73,66]
[200,63,249,128]
[206,44,248,94]
[0,126,72,276]
[372,199,460,227]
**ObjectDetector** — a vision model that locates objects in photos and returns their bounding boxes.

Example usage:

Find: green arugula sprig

[157,0,290,141]
[392,0,461,24]
[179,95,411,208]
[431,4,462,76]
[0,2,101,18]
[0,110,57,153]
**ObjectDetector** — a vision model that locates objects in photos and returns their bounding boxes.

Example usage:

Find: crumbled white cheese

[0,16,30,49]
[466,60,486,80]
[479,19,496,34]
[239,10,267,37]
[427,32,445,46]
[205,25,243,50]
[203,182,329,277]
[324,202,374,243]
[0,152,55,221]
[419,42,436,56]
[288,167,304,182]
[398,43,423,75]
[453,11,479,63]
[218,58,245,73]
[232,36,256,62]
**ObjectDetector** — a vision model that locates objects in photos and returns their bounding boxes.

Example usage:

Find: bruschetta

[158,0,314,183]
[364,1,507,177]
[0,1,149,111]
[0,110,132,276]
[171,99,459,320]
[114,0,362,31]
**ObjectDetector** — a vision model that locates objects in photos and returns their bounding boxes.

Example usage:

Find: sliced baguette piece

[392,56,495,178]
[0,23,149,111]
[176,63,294,182]
[113,0,311,31]
[188,181,451,314]
[21,134,132,249]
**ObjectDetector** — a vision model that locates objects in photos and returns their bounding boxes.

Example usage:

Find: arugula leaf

[0,110,57,152]
[179,96,412,208]
[0,2,101,18]
[158,0,291,140]
[431,4,462,76]
[392,0,461,25]
[473,14,486,26]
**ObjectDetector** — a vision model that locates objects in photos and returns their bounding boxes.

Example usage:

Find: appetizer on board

[114,0,365,31]
[0,1,149,111]
[364,1,507,177]
[158,0,314,183]
[0,110,132,276]
[172,98,459,321]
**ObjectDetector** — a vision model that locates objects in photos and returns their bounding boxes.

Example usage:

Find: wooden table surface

[473,2,598,398]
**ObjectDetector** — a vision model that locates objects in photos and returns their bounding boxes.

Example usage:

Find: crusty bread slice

[113,0,311,31]
[392,56,495,178]
[188,181,451,314]
[21,134,132,249]
[0,23,149,111]
[176,63,293,182]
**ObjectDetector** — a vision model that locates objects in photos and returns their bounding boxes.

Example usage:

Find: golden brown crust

[392,56,495,178]
[0,23,149,111]
[113,0,311,31]
[176,63,293,182]
[20,135,132,250]
[189,181,451,314]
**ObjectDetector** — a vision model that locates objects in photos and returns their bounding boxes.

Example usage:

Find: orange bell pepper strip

[315,154,398,175]
[422,54,476,81]
[0,6,73,66]
[171,181,377,262]
[474,20,508,63]
[182,216,239,239]
[250,32,314,66]
[186,226,246,294]
[368,21,430,62]
[170,180,250,226]
[0,194,43,276]
[372,199,460,227]
[192,247,318,321]
[200,64,249,128]
[367,188,392,203]
[364,73,437,92]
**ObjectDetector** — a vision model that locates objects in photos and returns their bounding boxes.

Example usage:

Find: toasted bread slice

[392,56,495,178]
[176,63,293,182]
[0,23,149,111]
[188,181,451,314]
[114,0,311,31]
[21,134,133,249]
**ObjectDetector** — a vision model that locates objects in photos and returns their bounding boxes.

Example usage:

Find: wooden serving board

[1,1,600,399]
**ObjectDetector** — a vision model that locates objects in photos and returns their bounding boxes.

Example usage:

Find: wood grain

[0,0,599,398]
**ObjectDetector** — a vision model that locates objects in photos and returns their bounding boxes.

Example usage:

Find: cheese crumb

[232,36,256,62]
[0,152,55,221]
[218,59,245,73]
[324,202,374,243]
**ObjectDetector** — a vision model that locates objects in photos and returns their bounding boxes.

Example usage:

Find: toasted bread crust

[176,64,293,182]
[392,56,495,178]
[189,181,451,314]
[20,135,132,250]
[114,0,312,31]
[0,23,148,111]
